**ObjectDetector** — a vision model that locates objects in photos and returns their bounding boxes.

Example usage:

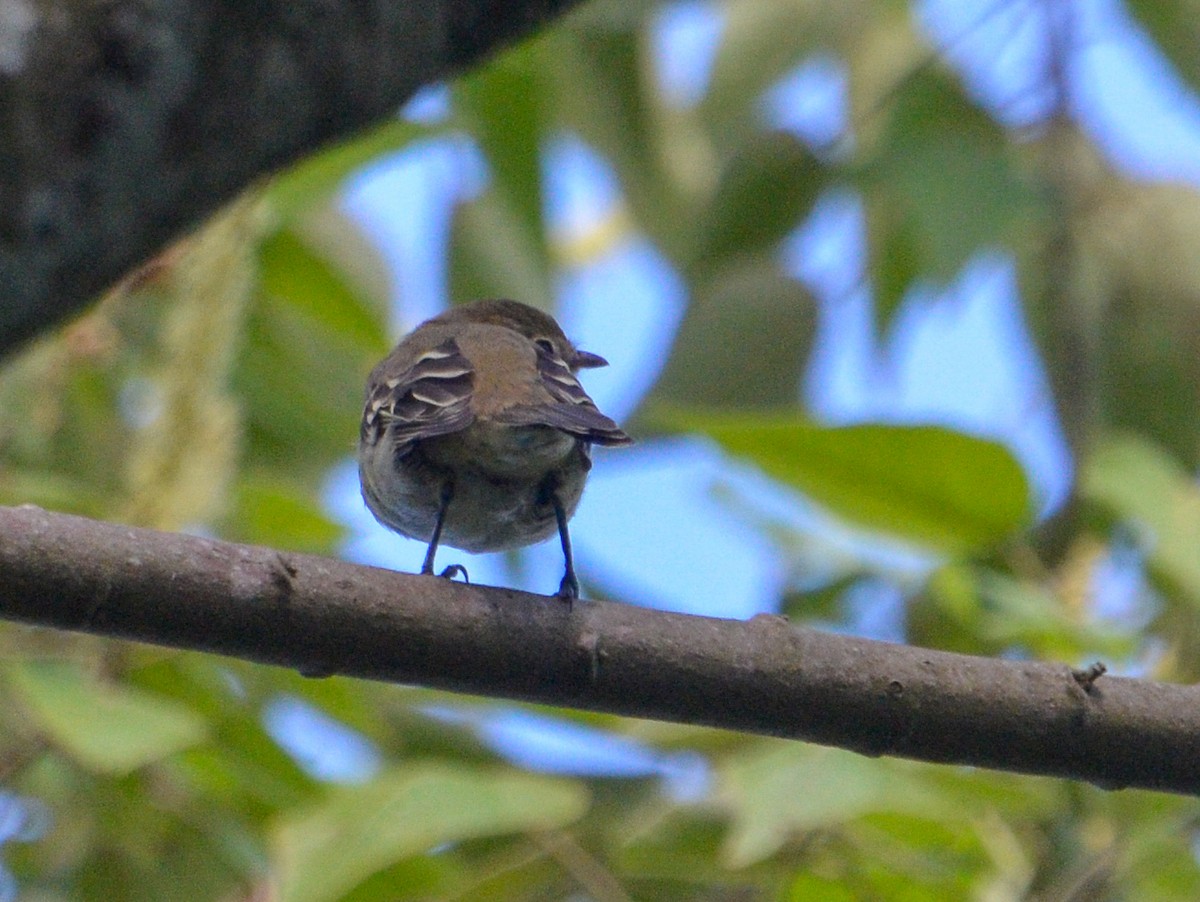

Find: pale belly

[359,423,587,553]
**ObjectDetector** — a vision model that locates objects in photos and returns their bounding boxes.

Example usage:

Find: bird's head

[442,299,609,370]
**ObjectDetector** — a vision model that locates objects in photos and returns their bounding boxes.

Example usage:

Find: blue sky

[299,0,1200,782]
[334,0,1200,620]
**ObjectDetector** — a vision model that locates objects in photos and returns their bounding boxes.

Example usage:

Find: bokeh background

[3,0,1200,898]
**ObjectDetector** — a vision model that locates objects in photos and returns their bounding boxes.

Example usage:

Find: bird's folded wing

[361,338,476,451]
[493,347,633,446]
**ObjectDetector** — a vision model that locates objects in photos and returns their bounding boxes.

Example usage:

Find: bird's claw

[557,573,579,603]
[439,564,469,583]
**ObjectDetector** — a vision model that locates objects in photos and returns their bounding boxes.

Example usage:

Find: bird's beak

[572,350,609,369]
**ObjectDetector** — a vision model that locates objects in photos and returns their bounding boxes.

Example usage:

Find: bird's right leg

[422,480,468,582]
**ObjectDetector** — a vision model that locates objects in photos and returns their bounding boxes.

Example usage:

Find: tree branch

[2,505,1197,795]
[0,0,586,355]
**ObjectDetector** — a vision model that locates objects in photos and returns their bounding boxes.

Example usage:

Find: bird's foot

[557,572,579,603]
[439,564,470,583]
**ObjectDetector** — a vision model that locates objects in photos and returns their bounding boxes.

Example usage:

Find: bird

[358,299,632,599]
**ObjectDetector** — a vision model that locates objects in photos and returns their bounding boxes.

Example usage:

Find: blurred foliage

[655,408,1031,553]
[4,0,1200,899]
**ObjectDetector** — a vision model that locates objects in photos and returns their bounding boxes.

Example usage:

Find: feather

[361,338,476,450]
[491,344,632,445]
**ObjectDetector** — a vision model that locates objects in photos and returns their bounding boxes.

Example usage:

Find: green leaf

[239,228,387,477]
[271,764,589,902]
[0,467,110,516]
[1081,433,1200,604]
[454,41,552,256]
[334,856,463,902]
[1093,220,1200,469]
[1125,0,1200,96]
[8,661,209,775]
[658,407,1032,553]
[551,27,691,260]
[702,3,825,129]
[257,227,387,353]
[786,874,860,902]
[649,256,815,408]
[780,574,863,622]
[449,38,559,305]
[858,70,1043,327]
[693,131,823,267]
[718,743,946,868]
[228,476,345,555]
[615,814,750,886]
[913,564,1133,659]
[447,188,555,306]
[268,119,425,220]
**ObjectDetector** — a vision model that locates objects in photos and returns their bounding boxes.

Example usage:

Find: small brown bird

[358,300,632,599]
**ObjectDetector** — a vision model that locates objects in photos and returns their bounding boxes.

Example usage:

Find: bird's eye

[534,338,556,354]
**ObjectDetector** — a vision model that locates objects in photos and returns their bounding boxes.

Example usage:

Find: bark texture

[3,504,1199,796]
[0,0,586,354]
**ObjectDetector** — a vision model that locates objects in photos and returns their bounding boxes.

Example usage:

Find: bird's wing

[361,337,476,453]
[493,345,632,446]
